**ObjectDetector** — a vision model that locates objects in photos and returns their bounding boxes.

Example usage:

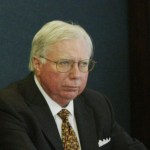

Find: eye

[58,60,71,66]
[80,60,89,67]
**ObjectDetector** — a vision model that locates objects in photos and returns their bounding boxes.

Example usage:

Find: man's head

[28,20,95,106]
[29,20,93,70]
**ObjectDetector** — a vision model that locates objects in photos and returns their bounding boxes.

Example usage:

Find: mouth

[63,86,80,91]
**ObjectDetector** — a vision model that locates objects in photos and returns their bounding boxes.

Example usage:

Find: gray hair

[28,20,93,71]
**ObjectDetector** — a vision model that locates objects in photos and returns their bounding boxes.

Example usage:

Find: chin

[62,93,78,100]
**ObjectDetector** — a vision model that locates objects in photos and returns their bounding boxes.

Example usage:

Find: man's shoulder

[76,88,114,125]
[0,73,33,95]
[79,88,112,110]
[82,88,105,98]
[81,88,109,103]
[0,83,19,98]
[0,84,25,107]
[0,74,33,105]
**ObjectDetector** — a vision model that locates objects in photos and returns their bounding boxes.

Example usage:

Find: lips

[63,86,79,91]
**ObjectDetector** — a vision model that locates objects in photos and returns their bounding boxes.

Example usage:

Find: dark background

[128,0,150,148]
[0,0,149,148]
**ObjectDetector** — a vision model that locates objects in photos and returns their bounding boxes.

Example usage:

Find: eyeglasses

[40,56,96,73]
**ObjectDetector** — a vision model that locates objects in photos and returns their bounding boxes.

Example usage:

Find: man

[0,20,147,150]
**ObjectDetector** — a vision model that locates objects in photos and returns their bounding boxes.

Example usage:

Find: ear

[32,57,42,75]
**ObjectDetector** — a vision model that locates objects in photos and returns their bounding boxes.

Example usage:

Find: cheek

[82,75,88,84]
[37,65,60,90]
[42,73,61,89]
[42,71,69,94]
[79,75,88,92]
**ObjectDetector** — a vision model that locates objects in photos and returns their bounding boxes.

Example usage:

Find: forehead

[46,39,91,59]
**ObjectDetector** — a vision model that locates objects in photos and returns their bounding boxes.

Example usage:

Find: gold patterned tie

[58,109,80,150]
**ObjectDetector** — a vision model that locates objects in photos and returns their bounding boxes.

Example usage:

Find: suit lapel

[29,104,63,150]
[74,96,98,150]
[19,74,63,150]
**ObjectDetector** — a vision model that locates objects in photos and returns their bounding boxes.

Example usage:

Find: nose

[69,62,81,78]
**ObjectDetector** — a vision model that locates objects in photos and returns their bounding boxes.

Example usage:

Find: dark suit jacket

[0,73,147,150]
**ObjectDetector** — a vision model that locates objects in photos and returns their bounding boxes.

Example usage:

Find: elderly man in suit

[0,20,147,150]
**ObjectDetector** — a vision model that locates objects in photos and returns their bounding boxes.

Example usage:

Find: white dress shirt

[34,76,81,148]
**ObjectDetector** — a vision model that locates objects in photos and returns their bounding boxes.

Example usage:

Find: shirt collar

[34,75,74,117]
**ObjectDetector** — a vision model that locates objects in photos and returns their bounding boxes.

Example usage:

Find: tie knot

[58,109,70,121]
